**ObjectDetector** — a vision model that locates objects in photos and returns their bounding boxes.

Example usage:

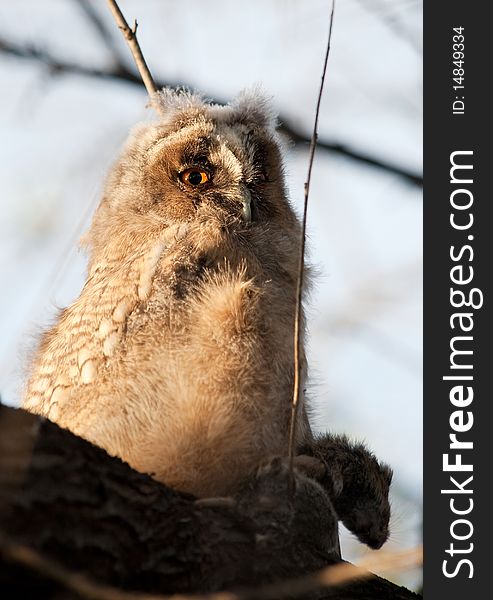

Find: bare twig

[281,122,423,186]
[287,1,336,493]
[75,0,127,67]
[0,530,422,600]
[0,37,422,186]
[105,0,161,111]
[354,0,422,55]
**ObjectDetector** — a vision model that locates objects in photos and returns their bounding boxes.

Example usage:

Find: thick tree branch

[0,532,422,600]
[0,405,420,600]
[0,37,422,187]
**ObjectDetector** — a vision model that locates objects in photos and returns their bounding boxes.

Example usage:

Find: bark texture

[0,405,420,599]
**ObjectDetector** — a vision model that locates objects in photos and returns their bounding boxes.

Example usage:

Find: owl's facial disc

[178,163,253,223]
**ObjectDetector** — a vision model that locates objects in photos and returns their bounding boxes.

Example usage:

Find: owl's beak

[241,187,252,222]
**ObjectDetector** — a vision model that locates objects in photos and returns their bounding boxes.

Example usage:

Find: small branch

[105,0,160,110]
[0,36,145,83]
[74,0,124,65]
[0,36,422,186]
[281,122,423,187]
[354,0,422,55]
[287,0,336,491]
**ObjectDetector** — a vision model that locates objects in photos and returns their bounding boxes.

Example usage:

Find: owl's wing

[23,237,170,419]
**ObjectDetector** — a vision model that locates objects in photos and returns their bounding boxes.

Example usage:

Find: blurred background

[0,0,422,590]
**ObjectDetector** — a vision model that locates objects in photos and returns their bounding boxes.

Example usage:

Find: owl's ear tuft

[231,86,278,131]
[155,87,207,121]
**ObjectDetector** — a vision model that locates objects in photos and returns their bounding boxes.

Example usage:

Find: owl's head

[87,88,299,257]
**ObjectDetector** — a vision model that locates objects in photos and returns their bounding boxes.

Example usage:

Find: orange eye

[180,168,210,186]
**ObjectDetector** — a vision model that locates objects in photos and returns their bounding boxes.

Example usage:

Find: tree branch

[289,0,336,491]
[0,404,420,600]
[0,531,422,600]
[74,0,128,69]
[105,0,159,107]
[0,36,422,187]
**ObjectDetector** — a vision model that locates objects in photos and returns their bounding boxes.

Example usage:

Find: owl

[23,89,312,497]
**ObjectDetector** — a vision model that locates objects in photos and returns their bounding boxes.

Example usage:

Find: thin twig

[287,0,336,493]
[281,122,423,186]
[354,0,422,55]
[75,0,127,67]
[105,0,161,111]
[0,36,422,186]
[0,531,422,600]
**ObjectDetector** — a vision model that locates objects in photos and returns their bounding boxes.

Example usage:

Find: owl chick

[23,89,312,497]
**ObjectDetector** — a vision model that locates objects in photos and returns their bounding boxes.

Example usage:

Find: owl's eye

[180,168,210,186]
